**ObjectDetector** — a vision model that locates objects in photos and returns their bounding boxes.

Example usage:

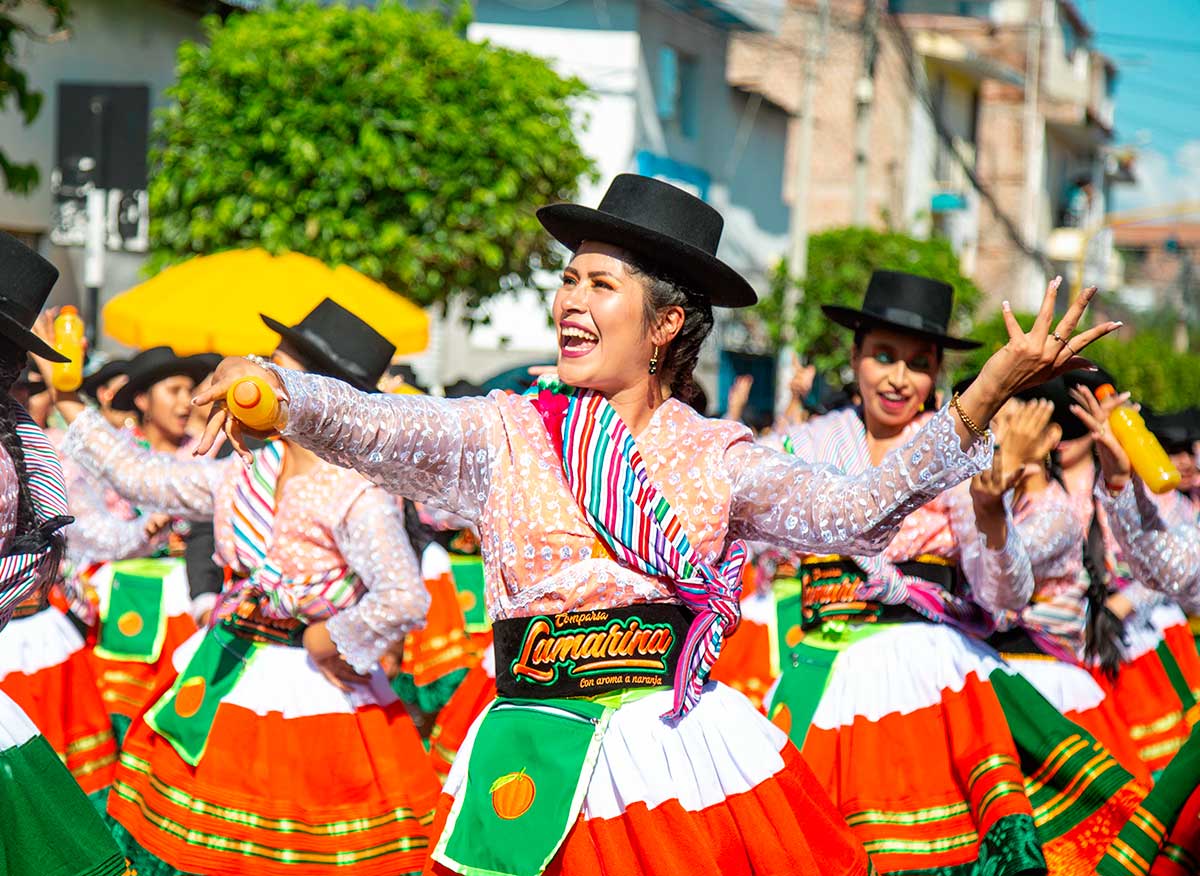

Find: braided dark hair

[0,345,66,597]
[1048,447,1125,678]
[625,254,714,410]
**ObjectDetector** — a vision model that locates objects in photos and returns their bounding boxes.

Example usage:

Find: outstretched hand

[191,357,285,464]
[955,277,1120,447]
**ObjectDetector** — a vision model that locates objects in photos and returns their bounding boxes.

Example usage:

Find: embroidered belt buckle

[493,603,694,700]
[223,598,307,647]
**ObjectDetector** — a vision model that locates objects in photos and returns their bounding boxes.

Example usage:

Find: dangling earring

[648,346,659,376]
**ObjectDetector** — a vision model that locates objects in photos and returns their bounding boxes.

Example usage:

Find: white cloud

[1113,139,1200,212]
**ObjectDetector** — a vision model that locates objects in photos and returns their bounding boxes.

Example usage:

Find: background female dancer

[51,298,441,876]
[767,272,1144,875]
[199,174,1115,876]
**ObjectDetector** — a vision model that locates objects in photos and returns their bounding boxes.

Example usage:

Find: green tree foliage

[148,2,594,308]
[751,227,983,376]
[954,311,1200,411]
[0,0,71,192]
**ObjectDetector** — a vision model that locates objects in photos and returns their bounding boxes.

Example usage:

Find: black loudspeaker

[55,83,150,190]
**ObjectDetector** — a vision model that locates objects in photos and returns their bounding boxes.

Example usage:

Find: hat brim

[260,315,380,393]
[537,204,757,308]
[821,305,982,351]
[111,357,212,411]
[0,312,69,363]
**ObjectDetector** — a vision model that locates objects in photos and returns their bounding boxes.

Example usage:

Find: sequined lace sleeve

[326,488,431,673]
[1013,486,1082,580]
[272,367,498,519]
[945,484,1035,614]
[727,405,992,554]
[1098,478,1200,610]
[61,407,228,520]
[63,461,156,564]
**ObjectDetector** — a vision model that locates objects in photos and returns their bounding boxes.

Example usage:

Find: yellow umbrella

[103,249,429,356]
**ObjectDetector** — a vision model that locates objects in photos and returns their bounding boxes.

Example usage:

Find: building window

[656,45,699,139]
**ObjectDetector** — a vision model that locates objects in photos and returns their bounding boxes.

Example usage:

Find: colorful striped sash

[225,439,357,622]
[530,378,746,720]
[0,412,71,627]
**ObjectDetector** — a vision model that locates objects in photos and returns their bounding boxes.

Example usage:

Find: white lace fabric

[274,367,995,622]
[62,407,428,668]
[1099,478,1200,612]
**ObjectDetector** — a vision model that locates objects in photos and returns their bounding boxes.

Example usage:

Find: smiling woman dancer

[199,174,1116,876]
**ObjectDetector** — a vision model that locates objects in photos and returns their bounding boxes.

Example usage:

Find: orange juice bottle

[50,306,85,391]
[226,376,280,431]
[1094,384,1181,494]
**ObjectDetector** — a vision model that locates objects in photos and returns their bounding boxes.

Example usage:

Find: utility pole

[852,0,880,225]
[780,0,831,350]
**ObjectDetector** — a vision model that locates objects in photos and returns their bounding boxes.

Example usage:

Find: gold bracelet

[951,392,992,441]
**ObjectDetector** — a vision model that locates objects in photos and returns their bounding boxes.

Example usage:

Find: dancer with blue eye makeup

[766,271,1146,876]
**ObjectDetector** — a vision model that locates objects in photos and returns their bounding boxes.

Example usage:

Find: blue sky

[1089,0,1200,211]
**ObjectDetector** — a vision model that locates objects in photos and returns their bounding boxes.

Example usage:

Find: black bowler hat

[80,358,130,401]
[823,270,981,350]
[261,298,395,392]
[1145,409,1200,455]
[0,232,69,363]
[537,174,757,308]
[112,347,213,411]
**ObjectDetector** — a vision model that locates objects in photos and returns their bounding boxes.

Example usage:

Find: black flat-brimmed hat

[112,347,213,411]
[537,173,757,308]
[261,298,395,392]
[0,231,68,363]
[80,358,130,401]
[823,270,981,350]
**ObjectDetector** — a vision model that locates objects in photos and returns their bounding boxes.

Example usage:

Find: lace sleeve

[1099,479,1200,610]
[63,463,158,564]
[946,484,1035,614]
[1013,486,1083,579]
[728,405,992,553]
[272,367,499,520]
[326,488,431,673]
[60,408,227,520]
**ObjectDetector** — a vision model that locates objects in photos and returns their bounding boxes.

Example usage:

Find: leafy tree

[750,227,983,377]
[0,0,71,192]
[148,1,594,308]
[954,311,1200,411]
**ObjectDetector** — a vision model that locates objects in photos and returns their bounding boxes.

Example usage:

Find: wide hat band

[537,174,757,308]
[822,269,980,350]
[0,232,69,363]
[261,297,395,392]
